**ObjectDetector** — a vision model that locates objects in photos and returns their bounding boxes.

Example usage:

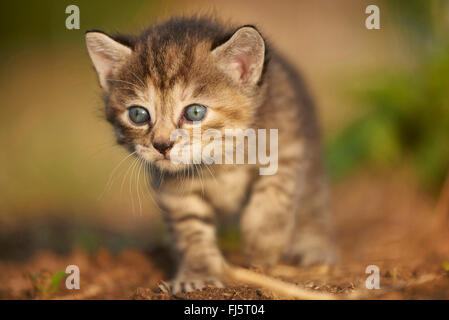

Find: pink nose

[152,141,174,155]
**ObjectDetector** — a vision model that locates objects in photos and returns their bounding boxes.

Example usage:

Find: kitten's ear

[212,26,265,85]
[85,31,132,90]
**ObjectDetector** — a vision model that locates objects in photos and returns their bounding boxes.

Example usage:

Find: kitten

[86,16,337,293]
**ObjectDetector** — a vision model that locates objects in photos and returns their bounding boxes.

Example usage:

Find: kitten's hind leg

[240,172,296,268]
[284,161,339,267]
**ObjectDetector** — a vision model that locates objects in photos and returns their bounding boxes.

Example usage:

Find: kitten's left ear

[85,31,133,90]
[212,26,265,86]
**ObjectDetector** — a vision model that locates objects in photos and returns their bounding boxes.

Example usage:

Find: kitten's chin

[153,159,189,173]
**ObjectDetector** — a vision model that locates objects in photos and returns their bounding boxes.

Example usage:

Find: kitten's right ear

[211,26,265,86]
[85,31,132,90]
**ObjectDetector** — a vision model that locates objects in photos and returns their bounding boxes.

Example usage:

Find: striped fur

[86,16,338,293]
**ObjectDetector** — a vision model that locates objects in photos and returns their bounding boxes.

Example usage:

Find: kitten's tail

[223,264,336,300]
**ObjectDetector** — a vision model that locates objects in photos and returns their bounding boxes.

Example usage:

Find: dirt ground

[1,170,449,300]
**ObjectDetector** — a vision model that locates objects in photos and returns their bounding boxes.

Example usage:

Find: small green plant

[27,270,66,297]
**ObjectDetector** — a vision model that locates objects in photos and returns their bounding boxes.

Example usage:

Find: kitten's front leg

[241,172,297,268]
[158,192,226,293]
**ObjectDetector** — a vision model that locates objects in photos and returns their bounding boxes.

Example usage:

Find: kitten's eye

[128,106,150,124]
[184,104,207,122]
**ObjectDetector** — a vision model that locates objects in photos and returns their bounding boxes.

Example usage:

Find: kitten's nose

[152,141,174,155]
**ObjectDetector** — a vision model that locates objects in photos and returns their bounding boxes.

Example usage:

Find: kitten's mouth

[135,145,190,172]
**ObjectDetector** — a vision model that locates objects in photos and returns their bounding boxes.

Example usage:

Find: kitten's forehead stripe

[104,16,271,163]
[113,17,255,91]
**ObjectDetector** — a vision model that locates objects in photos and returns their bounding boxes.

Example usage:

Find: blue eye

[128,106,150,124]
[184,104,207,121]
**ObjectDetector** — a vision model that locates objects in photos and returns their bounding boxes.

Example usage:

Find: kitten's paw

[158,277,225,294]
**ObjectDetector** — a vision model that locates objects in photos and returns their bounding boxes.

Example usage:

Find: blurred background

[0,0,448,264]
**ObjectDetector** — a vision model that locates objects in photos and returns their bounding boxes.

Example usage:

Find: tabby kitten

[86,17,337,293]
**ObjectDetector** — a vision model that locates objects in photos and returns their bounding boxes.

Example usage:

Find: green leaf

[50,271,66,293]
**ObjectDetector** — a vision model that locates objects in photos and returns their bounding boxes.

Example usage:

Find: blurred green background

[0,0,447,257]
[326,0,449,192]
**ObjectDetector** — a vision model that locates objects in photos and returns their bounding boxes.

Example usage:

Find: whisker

[143,161,159,209]
[194,164,205,197]
[203,163,218,186]
[120,156,137,194]
[120,156,139,209]
[189,163,195,191]
[84,141,119,160]
[136,157,144,216]
[181,165,188,193]
[98,151,137,200]
[128,157,138,216]
[160,166,166,186]
[199,164,206,195]
[128,154,142,216]
[184,164,189,194]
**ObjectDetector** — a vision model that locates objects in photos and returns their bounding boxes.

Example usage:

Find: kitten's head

[86,17,269,172]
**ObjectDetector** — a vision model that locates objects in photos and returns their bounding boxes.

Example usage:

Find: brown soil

[1,170,449,300]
